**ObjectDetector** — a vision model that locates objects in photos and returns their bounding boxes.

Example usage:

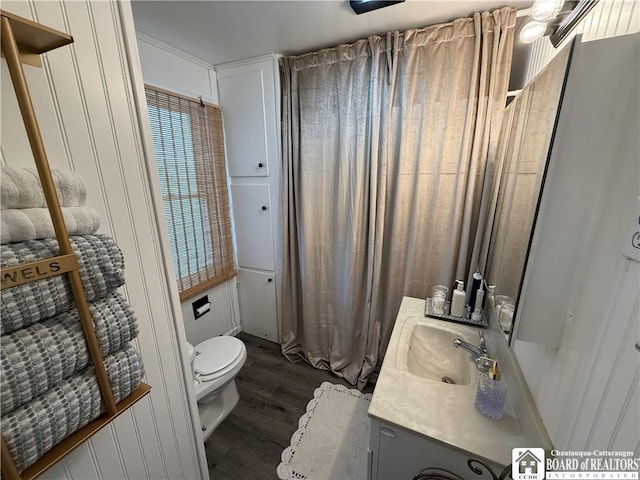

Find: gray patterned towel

[1,346,144,472]
[1,234,125,335]
[1,291,139,414]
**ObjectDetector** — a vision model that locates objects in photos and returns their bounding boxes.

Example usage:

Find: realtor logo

[512,448,545,480]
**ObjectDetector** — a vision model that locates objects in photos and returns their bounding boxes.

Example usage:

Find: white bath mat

[277,382,372,480]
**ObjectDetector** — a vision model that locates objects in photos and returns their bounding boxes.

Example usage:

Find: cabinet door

[237,268,278,342]
[230,184,274,270]
[218,69,269,177]
[375,422,504,480]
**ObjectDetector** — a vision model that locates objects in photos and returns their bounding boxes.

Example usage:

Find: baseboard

[227,325,242,337]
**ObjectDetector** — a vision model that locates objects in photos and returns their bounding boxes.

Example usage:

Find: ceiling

[131,0,533,66]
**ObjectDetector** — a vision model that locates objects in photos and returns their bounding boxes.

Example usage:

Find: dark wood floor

[205,332,373,480]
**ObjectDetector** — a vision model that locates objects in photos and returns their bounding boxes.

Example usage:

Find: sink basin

[404,322,473,385]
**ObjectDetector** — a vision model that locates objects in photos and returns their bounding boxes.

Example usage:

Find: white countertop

[368,296,544,466]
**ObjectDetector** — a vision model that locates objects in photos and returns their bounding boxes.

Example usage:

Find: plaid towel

[1,346,144,472]
[1,291,139,414]
[1,235,125,335]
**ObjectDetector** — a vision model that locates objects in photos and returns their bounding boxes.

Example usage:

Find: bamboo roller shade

[145,87,236,300]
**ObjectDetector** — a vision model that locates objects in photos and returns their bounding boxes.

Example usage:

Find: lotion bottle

[450,280,466,317]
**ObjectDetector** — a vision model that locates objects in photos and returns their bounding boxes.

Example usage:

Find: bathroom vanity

[367,296,551,479]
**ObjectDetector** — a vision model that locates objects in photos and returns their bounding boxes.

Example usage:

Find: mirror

[483,45,572,339]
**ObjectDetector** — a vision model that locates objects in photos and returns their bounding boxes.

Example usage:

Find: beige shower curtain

[280,8,516,388]
[484,46,571,300]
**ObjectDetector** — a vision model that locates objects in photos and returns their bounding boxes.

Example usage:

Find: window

[145,86,236,300]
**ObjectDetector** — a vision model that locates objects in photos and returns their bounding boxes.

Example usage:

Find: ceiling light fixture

[531,0,564,21]
[349,0,405,15]
[520,20,548,43]
[519,0,601,46]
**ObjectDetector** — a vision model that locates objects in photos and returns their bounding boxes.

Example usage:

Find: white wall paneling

[1,0,206,477]
[237,268,279,342]
[580,0,640,41]
[576,261,639,451]
[230,184,275,270]
[513,33,639,450]
[217,54,282,343]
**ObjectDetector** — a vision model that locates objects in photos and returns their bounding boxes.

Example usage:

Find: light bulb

[531,0,564,21]
[520,20,547,43]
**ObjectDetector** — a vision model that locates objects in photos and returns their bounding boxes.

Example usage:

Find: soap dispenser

[450,280,466,317]
[475,361,507,420]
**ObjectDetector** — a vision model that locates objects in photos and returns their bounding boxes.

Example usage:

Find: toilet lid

[193,336,244,376]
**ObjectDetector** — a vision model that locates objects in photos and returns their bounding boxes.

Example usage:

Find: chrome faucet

[453,331,492,372]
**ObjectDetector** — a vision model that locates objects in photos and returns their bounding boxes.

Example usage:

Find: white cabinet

[369,419,506,480]
[237,269,278,341]
[230,184,274,270]
[217,69,270,177]
[217,55,281,343]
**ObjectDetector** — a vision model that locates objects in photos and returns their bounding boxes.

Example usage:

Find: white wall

[136,33,242,345]
[1,1,206,477]
[137,33,219,105]
[513,33,639,450]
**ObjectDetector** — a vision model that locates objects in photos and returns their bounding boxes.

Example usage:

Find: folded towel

[1,292,139,414]
[0,167,86,209]
[1,346,144,472]
[1,235,125,335]
[1,207,100,244]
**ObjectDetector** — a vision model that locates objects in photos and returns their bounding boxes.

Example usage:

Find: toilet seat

[194,336,244,382]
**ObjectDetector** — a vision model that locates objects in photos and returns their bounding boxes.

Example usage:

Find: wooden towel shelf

[0,10,151,479]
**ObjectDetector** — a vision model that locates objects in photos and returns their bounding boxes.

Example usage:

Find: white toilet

[186,335,247,441]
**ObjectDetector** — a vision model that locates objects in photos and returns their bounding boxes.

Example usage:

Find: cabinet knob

[267,278,273,283]
[261,205,268,211]
[258,162,264,168]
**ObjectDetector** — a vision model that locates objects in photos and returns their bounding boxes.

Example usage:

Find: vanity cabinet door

[372,421,504,480]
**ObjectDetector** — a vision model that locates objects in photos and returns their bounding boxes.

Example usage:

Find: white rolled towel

[1,167,87,209]
[0,207,100,244]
